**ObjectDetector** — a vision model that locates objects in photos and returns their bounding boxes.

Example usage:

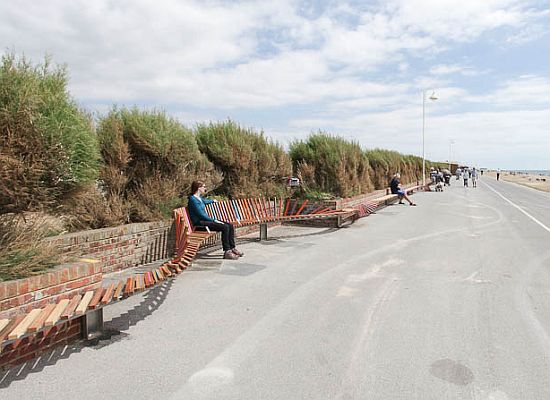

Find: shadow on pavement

[0,280,173,388]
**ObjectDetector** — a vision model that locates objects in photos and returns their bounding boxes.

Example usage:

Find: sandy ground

[484,170,550,193]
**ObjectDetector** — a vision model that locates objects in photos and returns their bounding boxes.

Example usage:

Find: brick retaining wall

[1,221,173,319]
[45,221,174,274]
[0,259,102,319]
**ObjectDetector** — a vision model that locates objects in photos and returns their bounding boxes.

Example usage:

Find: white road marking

[482,181,550,234]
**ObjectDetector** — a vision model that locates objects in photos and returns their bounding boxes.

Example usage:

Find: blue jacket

[187,195,215,225]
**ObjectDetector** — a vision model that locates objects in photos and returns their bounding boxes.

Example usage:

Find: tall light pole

[422,90,438,186]
[448,139,455,171]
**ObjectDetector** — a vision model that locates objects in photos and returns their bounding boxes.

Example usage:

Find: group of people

[429,168,452,191]
[190,173,420,261]
[456,167,478,188]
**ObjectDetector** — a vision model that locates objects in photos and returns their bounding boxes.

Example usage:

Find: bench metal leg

[259,223,268,241]
[82,308,104,340]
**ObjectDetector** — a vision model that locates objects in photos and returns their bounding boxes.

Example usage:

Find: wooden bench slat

[8,309,43,340]
[166,263,181,274]
[61,295,82,320]
[145,272,151,287]
[28,304,57,333]
[155,269,164,281]
[0,316,25,346]
[113,281,125,300]
[101,283,115,305]
[133,275,140,291]
[0,319,10,334]
[45,299,70,327]
[75,291,94,315]
[89,287,105,309]
[123,277,134,296]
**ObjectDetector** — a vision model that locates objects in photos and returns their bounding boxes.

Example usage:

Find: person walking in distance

[390,173,416,206]
[463,168,469,187]
[187,180,244,260]
[496,168,501,181]
[471,167,478,188]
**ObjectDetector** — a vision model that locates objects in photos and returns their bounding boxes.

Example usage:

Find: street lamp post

[422,90,438,186]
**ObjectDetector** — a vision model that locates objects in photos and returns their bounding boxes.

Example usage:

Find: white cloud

[468,75,550,107]
[1,0,549,169]
[430,64,480,76]
[384,0,533,41]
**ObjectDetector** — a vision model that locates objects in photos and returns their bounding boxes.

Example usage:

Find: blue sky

[2,0,550,169]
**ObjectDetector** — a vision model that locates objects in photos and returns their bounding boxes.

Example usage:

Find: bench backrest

[202,197,338,224]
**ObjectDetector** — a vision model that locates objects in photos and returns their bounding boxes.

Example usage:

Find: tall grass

[195,120,292,197]
[290,133,372,198]
[89,107,221,225]
[0,53,100,214]
[0,214,72,281]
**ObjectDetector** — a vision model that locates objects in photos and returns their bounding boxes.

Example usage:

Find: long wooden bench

[342,182,425,219]
[164,197,358,269]
[0,188,421,367]
[0,196,355,363]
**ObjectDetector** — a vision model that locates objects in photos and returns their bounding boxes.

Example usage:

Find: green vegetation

[0,53,100,214]
[84,107,221,226]
[196,120,291,198]
[290,133,372,198]
[0,214,71,282]
[365,149,423,189]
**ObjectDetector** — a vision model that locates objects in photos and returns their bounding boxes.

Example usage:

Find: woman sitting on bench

[187,180,244,260]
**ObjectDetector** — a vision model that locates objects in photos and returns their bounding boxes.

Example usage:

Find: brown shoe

[232,248,244,257]
[223,250,239,260]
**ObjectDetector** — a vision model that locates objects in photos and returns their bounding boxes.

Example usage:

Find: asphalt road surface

[2,176,550,399]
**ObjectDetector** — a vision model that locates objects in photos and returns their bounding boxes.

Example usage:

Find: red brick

[8,297,21,308]
[6,281,18,298]
[29,276,41,291]
[37,335,53,348]
[66,324,81,337]
[0,349,18,366]
[0,299,10,312]
[39,274,50,289]
[0,283,6,301]
[21,339,41,353]
[23,304,34,314]
[69,265,79,280]
[22,293,34,304]
[60,268,70,283]
[64,280,82,290]
[9,337,28,351]
[17,279,30,295]
[12,351,39,366]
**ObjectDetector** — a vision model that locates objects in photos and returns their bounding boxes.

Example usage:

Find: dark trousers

[198,221,236,251]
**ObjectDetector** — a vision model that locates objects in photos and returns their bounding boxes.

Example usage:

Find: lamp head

[429,91,438,101]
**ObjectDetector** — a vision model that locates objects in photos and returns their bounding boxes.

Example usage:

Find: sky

[1,0,550,170]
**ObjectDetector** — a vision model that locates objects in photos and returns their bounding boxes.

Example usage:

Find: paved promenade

[2,176,550,399]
